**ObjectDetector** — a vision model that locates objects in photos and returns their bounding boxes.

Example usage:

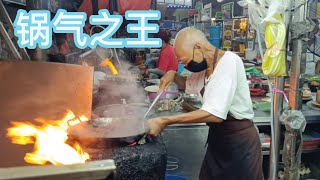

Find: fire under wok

[67,103,153,149]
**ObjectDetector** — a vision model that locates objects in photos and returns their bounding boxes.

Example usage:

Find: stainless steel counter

[252,95,320,125]
[162,122,208,180]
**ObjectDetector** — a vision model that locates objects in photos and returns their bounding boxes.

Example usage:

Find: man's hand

[147,117,167,137]
[159,70,176,92]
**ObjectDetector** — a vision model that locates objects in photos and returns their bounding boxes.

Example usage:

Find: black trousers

[199,118,263,180]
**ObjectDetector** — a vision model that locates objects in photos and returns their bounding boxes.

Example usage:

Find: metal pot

[182,93,201,103]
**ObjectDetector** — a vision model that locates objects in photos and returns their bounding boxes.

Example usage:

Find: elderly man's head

[174,27,213,65]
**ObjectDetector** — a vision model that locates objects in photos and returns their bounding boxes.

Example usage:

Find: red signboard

[188,9,197,16]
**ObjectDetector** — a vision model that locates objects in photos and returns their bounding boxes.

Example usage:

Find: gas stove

[85,138,167,180]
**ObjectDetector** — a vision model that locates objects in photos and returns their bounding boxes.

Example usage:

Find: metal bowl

[145,84,179,100]
[182,93,201,103]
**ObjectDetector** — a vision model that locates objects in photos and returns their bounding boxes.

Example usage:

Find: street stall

[159,0,320,179]
[1,0,320,180]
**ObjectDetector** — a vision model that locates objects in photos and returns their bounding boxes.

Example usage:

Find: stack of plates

[306,101,320,110]
[302,94,312,101]
[312,101,320,107]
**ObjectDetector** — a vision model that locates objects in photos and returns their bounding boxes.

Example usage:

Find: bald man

[147,27,263,180]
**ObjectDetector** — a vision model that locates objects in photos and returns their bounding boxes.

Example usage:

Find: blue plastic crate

[209,38,221,49]
[209,26,222,39]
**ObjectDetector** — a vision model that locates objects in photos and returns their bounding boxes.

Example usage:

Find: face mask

[185,47,208,72]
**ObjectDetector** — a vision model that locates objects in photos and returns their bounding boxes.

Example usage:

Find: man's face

[175,45,204,66]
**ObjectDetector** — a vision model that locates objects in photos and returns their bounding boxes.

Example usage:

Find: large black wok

[67,103,152,149]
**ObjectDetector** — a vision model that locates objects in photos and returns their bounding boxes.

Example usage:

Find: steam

[92,49,148,122]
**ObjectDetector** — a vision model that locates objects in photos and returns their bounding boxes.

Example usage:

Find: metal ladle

[137,91,164,145]
[144,90,164,119]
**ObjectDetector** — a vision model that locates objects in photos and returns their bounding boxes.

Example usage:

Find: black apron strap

[212,47,219,70]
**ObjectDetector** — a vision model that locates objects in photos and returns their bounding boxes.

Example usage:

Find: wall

[174,9,189,21]
[163,8,189,21]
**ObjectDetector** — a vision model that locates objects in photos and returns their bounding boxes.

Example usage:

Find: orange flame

[100,59,119,75]
[7,110,90,165]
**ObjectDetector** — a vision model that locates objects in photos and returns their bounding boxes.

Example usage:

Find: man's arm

[160,109,223,125]
[173,72,187,90]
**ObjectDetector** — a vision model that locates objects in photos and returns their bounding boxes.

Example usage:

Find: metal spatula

[144,90,164,119]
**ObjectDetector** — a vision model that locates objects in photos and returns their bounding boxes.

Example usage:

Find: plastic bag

[280,110,306,132]
[238,0,266,32]
[262,14,287,76]
[263,0,289,23]
[280,110,307,180]
[238,0,289,77]
[238,0,290,33]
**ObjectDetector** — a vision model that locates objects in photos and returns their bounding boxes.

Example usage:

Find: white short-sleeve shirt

[186,51,254,120]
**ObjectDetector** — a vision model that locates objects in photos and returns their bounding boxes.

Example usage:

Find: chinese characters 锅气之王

[14,9,162,49]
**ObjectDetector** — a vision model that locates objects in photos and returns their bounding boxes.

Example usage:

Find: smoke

[74,48,154,140]
[93,49,148,113]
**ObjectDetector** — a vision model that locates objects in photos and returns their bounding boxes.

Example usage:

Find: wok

[67,103,153,149]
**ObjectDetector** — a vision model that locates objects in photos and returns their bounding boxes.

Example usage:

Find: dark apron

[199,115,263,180]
